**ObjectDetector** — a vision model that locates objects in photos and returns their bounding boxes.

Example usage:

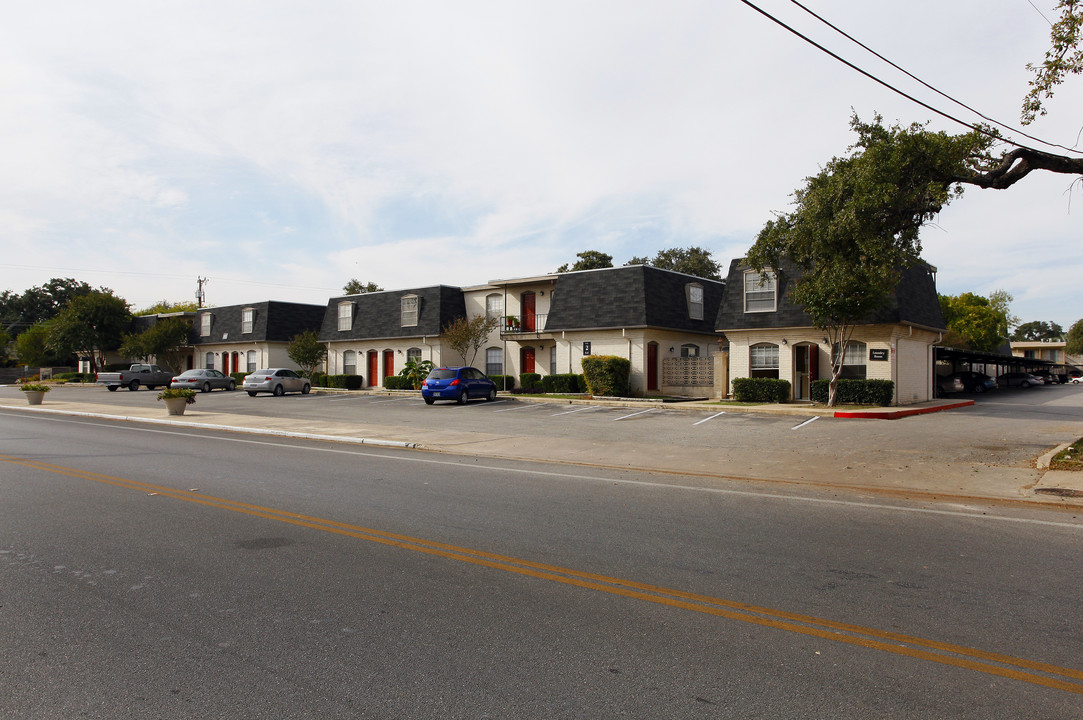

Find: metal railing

[502,314,548,333]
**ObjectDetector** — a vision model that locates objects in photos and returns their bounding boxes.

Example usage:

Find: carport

[934,346,1070,381]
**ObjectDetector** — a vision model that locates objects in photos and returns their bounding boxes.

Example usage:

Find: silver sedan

[243,368,311,397]
[170,368,236,392]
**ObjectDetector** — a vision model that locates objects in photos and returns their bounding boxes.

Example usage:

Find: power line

[785,0,1080,154]
[0,263,341,294]
[738,0,1081,157]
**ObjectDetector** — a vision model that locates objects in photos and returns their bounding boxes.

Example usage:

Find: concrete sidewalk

[3,393,1082,509]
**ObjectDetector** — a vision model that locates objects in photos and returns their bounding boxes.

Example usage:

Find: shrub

[581,355,631,397]
[156,387,196,404]
[488,375,513,391]
[811,379,894,406]
[309,372,327,387]
[324,374,365,390]
[20,383,50,393]
[230,372,249,385]
[519,373,542,392]
[541,373,585,393]
[384,375,413,390]
[731,377,791,403]
[54,372,94,383]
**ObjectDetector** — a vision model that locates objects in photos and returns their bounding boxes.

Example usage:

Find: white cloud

[0,1,1079,326]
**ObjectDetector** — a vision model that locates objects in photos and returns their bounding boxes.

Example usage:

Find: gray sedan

[243,368,311,397]
[170,368,236,392]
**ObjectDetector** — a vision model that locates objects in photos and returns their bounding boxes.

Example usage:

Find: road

[2,409,1082,718]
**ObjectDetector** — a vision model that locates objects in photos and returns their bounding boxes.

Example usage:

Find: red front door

[647,342,659,391]
[383,350,394,378]
[521,347,535,374]
[368,352,378,387]
[522,292,536,332]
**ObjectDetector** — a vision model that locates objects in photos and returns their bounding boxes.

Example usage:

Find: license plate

[434,391,442,397]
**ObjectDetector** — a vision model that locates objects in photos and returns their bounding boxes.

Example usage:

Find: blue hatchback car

[421,366,498,405]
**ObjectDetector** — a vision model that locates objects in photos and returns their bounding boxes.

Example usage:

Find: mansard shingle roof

[189,301,326,345]
[545,265,725,333]
[319,285,466,341]
[714,258,945,331]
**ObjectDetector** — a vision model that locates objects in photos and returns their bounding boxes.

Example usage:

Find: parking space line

[614,408,654,421]
[792,416,819,430]
[550,406,596,417]
[493,403,546,413]
[693,411,726,426]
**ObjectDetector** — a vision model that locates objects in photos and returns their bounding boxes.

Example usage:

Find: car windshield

[428,368,457,380]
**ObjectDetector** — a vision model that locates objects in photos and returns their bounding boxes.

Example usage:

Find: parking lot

[5,382,1083,499]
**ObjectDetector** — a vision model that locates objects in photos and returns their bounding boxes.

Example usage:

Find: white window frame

[486,347,502,377]
[205,352,215,370]
[750,343,779,370]
[686,283,704,320]
[343,349,357,376]
[401,295,419,327]
[743,270,777,313]
[200,313,212,337]
[406,347,421,364]
[680,343,700,358]
[337,302,354,332]
[246,350,257,373]
[241,308,254,334]
[485,293,503,321]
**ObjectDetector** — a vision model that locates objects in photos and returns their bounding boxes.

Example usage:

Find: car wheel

[424,397,435,405]
[972,383,984,394]
[128,380,140,391]
[273,384,285,397]
[1020,381,1030,388]
[201,382,211,393]
[301,384,310,395]
[228,381,236,391]
[107,386,118,392]
[457,389,467,405]
[247,391,257,397]
[486,388,496,402]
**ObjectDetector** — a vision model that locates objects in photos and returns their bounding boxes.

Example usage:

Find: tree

[287,330,327,378]
[399,359,435,389]
[939,293,1007,352]
[1066,318,1083,355]
[556,250,613,273]
[1011,320,1066,341]
[641,246,722,280]
[0,278,95,336]
[442,315,500,367]
[745,116,981,405]
[14,324,55,367]
[135,299,201,315]
[46,290,132,372]
[119,317,194,373]
[1022,0,1083,124]
[343,279,383,295]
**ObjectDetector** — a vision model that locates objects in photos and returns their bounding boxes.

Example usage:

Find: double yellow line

[6,452,1083,695]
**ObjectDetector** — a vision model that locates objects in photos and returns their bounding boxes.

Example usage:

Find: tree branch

[957,148,1083,189]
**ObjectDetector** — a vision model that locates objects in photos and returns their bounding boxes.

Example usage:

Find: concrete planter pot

[23,391,46,406]
[163,397,188,415]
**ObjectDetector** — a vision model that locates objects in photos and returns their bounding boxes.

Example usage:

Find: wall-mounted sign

[583,341,592,356]
[869,348,889,361]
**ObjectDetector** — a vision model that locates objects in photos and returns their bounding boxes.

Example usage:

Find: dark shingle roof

[189,301,326,345]
[546,265,724,333]
[319,286,465,341]
[715,258,945,331]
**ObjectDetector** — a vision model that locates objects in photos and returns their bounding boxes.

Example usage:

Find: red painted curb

[833,400,974,420]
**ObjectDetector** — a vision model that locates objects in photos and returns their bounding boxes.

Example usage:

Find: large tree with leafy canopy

[1011,320,1065,342]
[46,290,132,372]
[120,317,194,373]
[746,116,991,405]
[625,246,722,281]
[556,250,613,273]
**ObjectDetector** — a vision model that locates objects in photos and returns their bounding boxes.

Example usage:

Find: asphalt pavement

[2,386,1082,508]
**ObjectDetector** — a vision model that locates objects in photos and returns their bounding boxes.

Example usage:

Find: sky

[1,1,1080,329]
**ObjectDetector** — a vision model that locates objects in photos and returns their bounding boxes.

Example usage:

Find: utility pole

[196,277,208,308]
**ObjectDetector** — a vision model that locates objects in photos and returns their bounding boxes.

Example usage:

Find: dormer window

[401,295,419,327]
[241,308,255,334]
[200,313,212,337]
[686,283,704,320]
[744,270,777,313]
[337,302,354,331]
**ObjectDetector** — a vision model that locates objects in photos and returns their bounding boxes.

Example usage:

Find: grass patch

[1050,438,1083,471]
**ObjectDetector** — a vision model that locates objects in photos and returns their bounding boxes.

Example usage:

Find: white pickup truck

[95,364,175,391]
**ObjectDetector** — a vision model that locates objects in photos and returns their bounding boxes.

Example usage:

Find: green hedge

[731,377,791,403]
[310,372,326,387]
[324,374,365,390]
[811,379,894,406]
[519,373,542,392]
[541,373,585,393]
[581,355,631,397]
[383,375,413,390]
[230,372,248,385]
[489,374,514,391]
[54,372,95,383]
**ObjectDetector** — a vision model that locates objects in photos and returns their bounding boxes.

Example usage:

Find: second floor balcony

[501,313,548,337]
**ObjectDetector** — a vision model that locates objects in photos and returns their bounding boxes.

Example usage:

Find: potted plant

[157,387,196,415]
[20,382,50,406]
